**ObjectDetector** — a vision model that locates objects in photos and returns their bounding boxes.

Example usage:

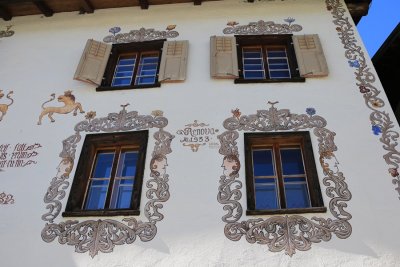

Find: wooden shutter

[210,36,239,78]
[74,39,112,85]
[292,34,329,77]
[158,40,189,82]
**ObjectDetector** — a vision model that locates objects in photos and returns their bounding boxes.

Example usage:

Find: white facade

[1,0,400,266]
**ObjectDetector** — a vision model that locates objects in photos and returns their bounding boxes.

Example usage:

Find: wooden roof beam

[79,0,94,14]
[139,0,149,9]
[0,4,11,21]
[33,1,53,17]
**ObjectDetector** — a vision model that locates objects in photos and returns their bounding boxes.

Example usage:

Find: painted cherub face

[222,155,240,177]
[151,157,168,177]
[56,159,72,177]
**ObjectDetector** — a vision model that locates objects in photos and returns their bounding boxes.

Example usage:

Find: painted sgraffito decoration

[217,102,352,256]
[0,192,15,204]
[176,120,220,152]
[0,25,14,38]
[41,105,174,258]
[103,25,179,44]
[326,0,400,198]
[223,18,302,35]
[0,143,42,170]
[0,90,14,122]
[37,91,85,125]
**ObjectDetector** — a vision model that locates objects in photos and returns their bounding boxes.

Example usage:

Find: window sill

[96,82,161,92]
[246,206,327,216]
[234,77,305,84]
[62,209,140,217]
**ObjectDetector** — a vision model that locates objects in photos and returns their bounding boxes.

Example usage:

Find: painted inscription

[176,120,219,152]
[0,143,42,169]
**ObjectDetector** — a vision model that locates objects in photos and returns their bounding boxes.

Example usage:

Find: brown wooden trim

[235,34,303,83]
[246,206,327,216]
[139,0,149,9]
[79,0,94,13]
[0,4,11,21]
[193,0,202,5]
[64,130,148,217]
[33,1,53,17]
[244,132,325,213]
[99,39,165,91]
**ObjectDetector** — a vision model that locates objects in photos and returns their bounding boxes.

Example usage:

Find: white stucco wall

[1,0,400,266]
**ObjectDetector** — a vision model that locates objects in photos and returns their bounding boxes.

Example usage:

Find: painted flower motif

[85,111,96,120]
[389,168,399,177]
[336,27,342,32]
[284,17,295,24]
[231,108,241,119]
[227,21,239,27]
[109,27,121,35]
[359,85,370,93]
[371,99,383,108]
[306,107,316,116]
[327,6,332,11]
[166,25,176,31]
[151,110,164,117]
[372,125,382,135]
[348,60,360,68]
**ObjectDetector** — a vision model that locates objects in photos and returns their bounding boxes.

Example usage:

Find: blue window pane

[267,51,286,57]
[85,185,108,210]
[117,151,138,177]
[141,57,159,64]
[253,149,275,176]
[280,148,305,175]
[255,183,279,210]
[268,58,288,64]
[285,183,310,209]
[114,71,133,78]
[136,76,156,85]
[268,64,289,70]
[92,153,114,178]
[110,179,134,209]
[115,65,135,73]
[91,179,110,186]
[244,59,263,65]
[112,78,132,87]
[243,64,264,71]
[270,71,291,78]
[118,58,136,65]
[243,51,262,58]
[244,71,265,79]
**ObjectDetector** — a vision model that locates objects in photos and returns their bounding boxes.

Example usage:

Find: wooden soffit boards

[0,0,370,21]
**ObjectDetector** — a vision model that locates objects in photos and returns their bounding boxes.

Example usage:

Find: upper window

[63,131,148,217]
[244,132,325,215]
[74,39,189,91]
[210,34,328,81]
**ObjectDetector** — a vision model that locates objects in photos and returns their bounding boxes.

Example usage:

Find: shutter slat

[210,36,239,79]
[158,40,189,82]
[292,34,328,77]
[74,39,112,85]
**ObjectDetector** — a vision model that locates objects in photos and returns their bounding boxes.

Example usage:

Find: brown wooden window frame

[244,131,326,216]
[63,131,148,217]
[96,39,165,92]
[235,34,305,84]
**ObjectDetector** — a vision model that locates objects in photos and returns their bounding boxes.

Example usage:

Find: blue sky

[357,0,400,57]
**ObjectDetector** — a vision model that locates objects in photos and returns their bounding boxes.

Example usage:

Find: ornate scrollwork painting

[223,18,302,35]
[41,104,174,258]
[217,102,352,256]
[0,90,14,122]
[0,192,15,204]
[103,25,179,44]
[326,0,400,198]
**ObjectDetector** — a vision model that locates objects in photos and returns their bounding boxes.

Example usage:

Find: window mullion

[104,146,121,209]
[131,53,140,86]
[262,46,270,79]
[273,143,286,209]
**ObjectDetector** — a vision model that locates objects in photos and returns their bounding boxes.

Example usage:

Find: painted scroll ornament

[103,25,179,44]
[223,18,302,35]
[0,90,14,122]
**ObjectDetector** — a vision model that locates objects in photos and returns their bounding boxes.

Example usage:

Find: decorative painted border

[326,0,400,197]
[0,192,14,204]
[103,25,179,44]
[223,18,302,35]
[217,102,352,256]
[41,105,174,258]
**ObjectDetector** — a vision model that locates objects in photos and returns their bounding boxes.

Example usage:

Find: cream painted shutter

[292,34,329,77]
[210,36,239,78]
[158,40,189,82]
[74,39,112,85]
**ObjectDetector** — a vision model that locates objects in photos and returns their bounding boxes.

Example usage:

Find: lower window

[244,132,325,215]
[63,131,148,217]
